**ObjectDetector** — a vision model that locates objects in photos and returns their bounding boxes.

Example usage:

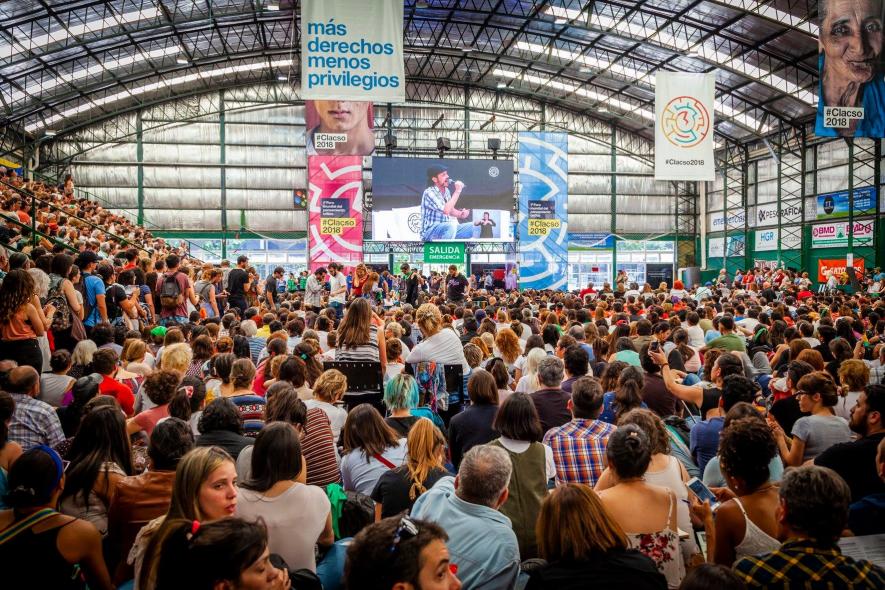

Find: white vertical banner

[655,72,716,181]
[301,0,405,102]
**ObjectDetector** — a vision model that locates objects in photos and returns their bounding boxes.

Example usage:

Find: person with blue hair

[383,373,445,439]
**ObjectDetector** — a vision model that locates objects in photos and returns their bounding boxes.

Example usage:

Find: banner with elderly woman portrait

[307,155,364,271]
[518,132,568,291]
[816,0,885,137]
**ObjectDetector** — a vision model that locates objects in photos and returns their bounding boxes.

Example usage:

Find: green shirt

[706,332,746,352]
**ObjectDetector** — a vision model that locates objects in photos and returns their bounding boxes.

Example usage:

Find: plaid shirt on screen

[542,418,616,486]
[421,186,450,236]
[734,538,885,589]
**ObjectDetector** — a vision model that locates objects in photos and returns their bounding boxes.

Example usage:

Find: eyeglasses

[389,516,419,553]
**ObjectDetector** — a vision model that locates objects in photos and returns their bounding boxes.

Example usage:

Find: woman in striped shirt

[335,298,387,374]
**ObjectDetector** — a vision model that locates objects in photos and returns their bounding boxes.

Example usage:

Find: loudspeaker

[437,137,451,151]
[487,138,501,151]
[385,134,397,149]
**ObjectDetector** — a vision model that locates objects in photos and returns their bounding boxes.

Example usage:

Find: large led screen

[371,158,514,242]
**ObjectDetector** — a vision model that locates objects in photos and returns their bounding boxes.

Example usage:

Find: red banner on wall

[817,258,865,282]
[308,156,363,271]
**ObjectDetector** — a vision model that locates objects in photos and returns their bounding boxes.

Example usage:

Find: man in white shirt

[304,267,326,311]
[327,263,348,319]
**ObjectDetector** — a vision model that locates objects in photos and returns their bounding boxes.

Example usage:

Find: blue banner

[816,186,877,219]
[518,132,568,291]
[568,232,615,250]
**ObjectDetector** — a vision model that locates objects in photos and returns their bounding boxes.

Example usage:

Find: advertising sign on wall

[754,201,802,228]
[818,257,866,282]
[810,220,875,248]
[568,232,615,250]
[518,132,568,291]
[301,0,405,102]
[753,228,802,252]
[815,0,885,138]
[307,156,363,270]
[655,72,716,181]
[815,186,877,219]
[709,210,746,231]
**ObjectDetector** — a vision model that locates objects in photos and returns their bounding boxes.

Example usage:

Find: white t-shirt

[686,325,705,348]
[328,272,348,304]
[405,328,470,371]
[237,484,330,572]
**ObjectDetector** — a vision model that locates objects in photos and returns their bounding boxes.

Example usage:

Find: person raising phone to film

[421,164,474,241]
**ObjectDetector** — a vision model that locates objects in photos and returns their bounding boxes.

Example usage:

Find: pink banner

[308,155,364,271]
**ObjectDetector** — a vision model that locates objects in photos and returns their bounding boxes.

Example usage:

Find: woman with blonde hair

[495,327,523,372]
[134,446,239,590]
[406,303,471,417]
[157,342,193,375]
[835,359,869,420]
[515,348,548,394]
[370,417,449,520]
[470,335,492,360]
[527,484,666,589]
[350,262,368,298]
[122,338,154,370]
[305,368,348,443]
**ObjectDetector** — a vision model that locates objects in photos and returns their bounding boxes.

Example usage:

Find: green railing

[0,209,78,254]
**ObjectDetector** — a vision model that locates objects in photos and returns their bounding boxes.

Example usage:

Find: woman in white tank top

[693,411,780,565]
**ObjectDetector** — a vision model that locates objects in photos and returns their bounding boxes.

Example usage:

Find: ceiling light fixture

[176,57,189,65]
[266,3,280,10]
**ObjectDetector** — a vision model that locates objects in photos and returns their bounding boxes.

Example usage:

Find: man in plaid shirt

[734,465,884,589]
[543,376,616,486]
[6,365,65,451]
[420,164,475,241]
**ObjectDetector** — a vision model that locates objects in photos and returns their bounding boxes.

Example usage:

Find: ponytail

[167,387,193,421]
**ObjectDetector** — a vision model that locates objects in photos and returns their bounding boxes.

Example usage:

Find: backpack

[46,276,72,332]
[159,272,183,311]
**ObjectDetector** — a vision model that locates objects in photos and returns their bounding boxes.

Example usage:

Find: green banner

[424,242,465,264]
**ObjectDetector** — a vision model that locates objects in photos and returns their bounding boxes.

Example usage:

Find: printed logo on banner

[817,258,866,282]
[755,202,802,227]
[527,200,560,235]
[307,156,363,270]
[518,132,569,291]
[661,96,711,147]
[655,72,716,181]
[710,211,746,231]
[815,187,877,219]
[320,198,356,235]
[811,220,875,248]
[301,0,405,102]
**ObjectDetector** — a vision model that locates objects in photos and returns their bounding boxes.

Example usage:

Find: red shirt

[99,375,135,416]
[579,288,596,299]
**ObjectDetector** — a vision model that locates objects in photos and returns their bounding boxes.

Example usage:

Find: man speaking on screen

[421,164,475,241]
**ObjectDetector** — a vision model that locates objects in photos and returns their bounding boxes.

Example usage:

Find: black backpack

[46,277,72,332]
[159,272,183,311]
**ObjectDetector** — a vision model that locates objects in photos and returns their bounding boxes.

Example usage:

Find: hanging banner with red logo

[308,156,363,270]
[655,71,715,181]
[817,258,865,282]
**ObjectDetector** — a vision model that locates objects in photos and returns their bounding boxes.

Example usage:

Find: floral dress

[626,492,685,588]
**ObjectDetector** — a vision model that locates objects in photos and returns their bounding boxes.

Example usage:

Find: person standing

[327,263,348,319]
[263,266,284,312]
[304,267,326,312]
[77,250,107,332]
[226,255,251,316]
[474,212,496,239]
[155,254,196,326]
[0,270,53,372]
[445,265,469,304]
[401,263,420,307]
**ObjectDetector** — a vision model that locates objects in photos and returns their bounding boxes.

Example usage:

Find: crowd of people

[0,176,884,589]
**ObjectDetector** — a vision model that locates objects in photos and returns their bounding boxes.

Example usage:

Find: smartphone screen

[687,477,720,509]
